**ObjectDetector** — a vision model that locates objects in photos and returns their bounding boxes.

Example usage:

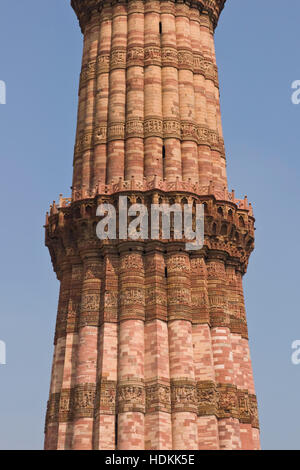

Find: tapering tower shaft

[44,0,260,450]
[72,0,227,196]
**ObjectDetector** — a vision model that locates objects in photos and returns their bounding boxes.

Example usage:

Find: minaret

[44,0,260,450]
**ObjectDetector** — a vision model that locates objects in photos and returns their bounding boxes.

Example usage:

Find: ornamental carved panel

[120,253,143,271]
[145,287,168,307]
[81,293,100,312]
[120,287,145,306]
[117,383,145,413]
[144,46,161,66]
[96,380,116,415]
[59,389,72,422]
[110,49,126,69]
[197,381,218,416]
[168,288,191,306]
[45,393,60,426]
[126,47,144,66]
[217,384,239,420]
[97,54,110,74]
[71,383,96,419]
[171,380,197,413]
[146,383,171,413]
[167,255,190,273]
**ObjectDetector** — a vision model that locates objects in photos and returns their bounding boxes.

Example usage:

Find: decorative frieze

[120,287,145,306]
[95,379,117,415]
[73,121,224,155]
[58,389,72,422]
[119,286,145,320]
[94,125,107,144]
[117,381,145,413]
[78,48,219,89]
[46,380,259,428]
[197,381,260,428]
[163,119,181,139]
[127,0,145,15]
[181,121,199,143]
[72,383,96,419]
[144,117,163,138]
[107,122,125,141]
[144,46,161,66]
[97,54,110,74]
[178,49,194,71]
[168,288,191,306]
[81,293,100,312]
[145,287,168,307]
[110,48,127,70]
[120,253,144,270]
[80,293,100,327]
[167,255,190,273]
[217,383,240,420]
[249,394,259,429]
[197,380,218,416]
[171,380,197,413]
[75,131,93,155]
[45,393,60,426]
[125,119,144,139]
[230,317,248,339]
[146,383,171,413]
[126,46,144,67]
[80,60,96,88]
[161,47,178,67]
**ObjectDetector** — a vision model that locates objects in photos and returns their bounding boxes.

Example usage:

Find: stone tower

[44,0,260,450]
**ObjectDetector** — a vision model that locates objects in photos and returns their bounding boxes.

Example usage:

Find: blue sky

[0,0,299,450]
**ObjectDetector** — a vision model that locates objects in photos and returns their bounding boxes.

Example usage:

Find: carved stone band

[79,52,219,89]
[117,381,145,413]
[45,379,259,428]
[74,125,224,155]
[171,379,198,413]
[197,381,259,428]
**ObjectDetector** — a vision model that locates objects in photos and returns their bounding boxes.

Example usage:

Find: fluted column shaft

[190,8,213,186]
[176,3,199,182]
[161,1,182,181]
[72,249,102,450]
[82,13,100,190]
[200,13,227,191]
[93,4,112,186]
[107,2,127,183]
[117,250,145,450]
[73,22,92,190]
[45,259,72,450]
[144,0,163,179]
[125,0,145,180]
[208,257,242,450]
[190,255,219,450]
[144,249,172,449]
[235,269,260,449]
[57,258,82,450]
[167,250,198,450]
[94,250,119,450]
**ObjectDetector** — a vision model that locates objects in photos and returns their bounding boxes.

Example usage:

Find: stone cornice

[71,0,227,33]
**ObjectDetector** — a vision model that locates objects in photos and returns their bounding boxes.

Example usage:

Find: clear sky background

[0,0,299,450]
